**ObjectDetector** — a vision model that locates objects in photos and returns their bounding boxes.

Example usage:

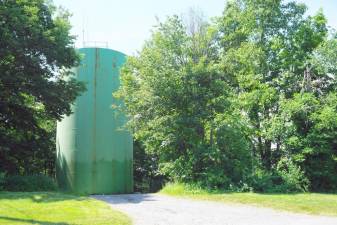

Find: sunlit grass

[0,192,131,225]
[160,182,337,216]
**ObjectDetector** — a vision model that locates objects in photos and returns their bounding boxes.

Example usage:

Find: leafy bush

[249,169,276,192]
[3,174,57,192]
[249,160,309,193]
[276,158,309,192]
[133,141,165,193]
[199,168,231,190]
[276,93,337,192]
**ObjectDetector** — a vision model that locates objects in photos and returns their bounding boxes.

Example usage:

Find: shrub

[3,174,57,192]
[276,158,309,192]
[133,140,165,193]
[249,159,309,193]
[249,168,276,192]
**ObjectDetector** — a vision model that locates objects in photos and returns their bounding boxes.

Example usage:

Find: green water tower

[56,48,133,194]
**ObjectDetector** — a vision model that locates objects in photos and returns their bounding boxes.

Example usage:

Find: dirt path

[93,194,337,225]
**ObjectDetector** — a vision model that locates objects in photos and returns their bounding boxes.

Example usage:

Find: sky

[53,0,337,55]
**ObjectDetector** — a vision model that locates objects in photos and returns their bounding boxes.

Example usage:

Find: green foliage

[250,159,309,193]
[276,158,309,192]
[311,38,337,77]
[119,1,337,193]
[117,14,253,189]
[217,0,336,192]
[0,0,85,175]
[133,140,165,192]
[274,93,337,191]
[3,174,57,192]
[217,0,330,173]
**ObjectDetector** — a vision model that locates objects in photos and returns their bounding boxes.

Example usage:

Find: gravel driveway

[93,194,337,225]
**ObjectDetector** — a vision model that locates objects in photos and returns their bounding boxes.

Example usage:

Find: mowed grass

[160,182,337,216]
[0,192,131,225]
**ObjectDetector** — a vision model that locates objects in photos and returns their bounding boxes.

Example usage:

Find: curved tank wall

[56,48,133,194]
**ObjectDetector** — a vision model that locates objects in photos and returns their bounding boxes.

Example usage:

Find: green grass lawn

[160,182,337,216]
[0,192,131,225]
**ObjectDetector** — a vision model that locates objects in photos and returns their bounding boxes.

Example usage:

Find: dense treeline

[0,0,84,175]
[118,0,337,192]
[1,0,336,193]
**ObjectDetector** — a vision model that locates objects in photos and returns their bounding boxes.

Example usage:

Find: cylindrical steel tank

[56,48,133,194]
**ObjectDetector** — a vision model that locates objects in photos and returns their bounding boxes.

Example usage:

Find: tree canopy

[118,0,337,192]
[0,0,84,174]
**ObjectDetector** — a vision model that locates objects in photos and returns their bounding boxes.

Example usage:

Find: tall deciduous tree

[120,0,337,192]
[217,0,336,191]
[0,0,84,174]
[217,0,329,170]
[117,15,252,188]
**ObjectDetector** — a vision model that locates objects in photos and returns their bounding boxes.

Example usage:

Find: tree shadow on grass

[0,191,88,203]
[30,192,87,203]
[0,216,69,225]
